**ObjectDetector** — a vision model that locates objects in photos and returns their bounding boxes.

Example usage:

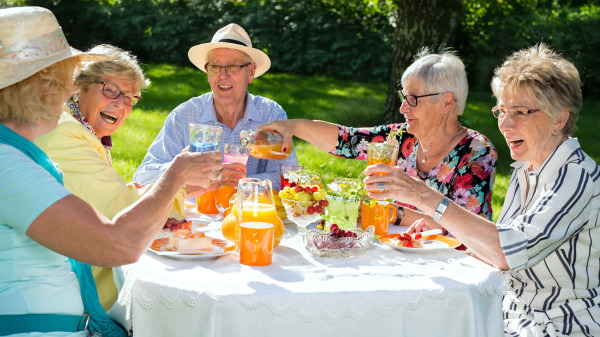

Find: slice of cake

[166,231,213,252]
[163,217,192,232]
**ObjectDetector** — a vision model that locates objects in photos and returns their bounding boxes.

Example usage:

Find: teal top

[0,145,85,324]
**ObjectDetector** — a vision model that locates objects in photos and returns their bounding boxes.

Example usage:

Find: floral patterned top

[331,123,497,220]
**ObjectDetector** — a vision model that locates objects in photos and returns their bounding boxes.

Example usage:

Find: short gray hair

[401,47,468,115]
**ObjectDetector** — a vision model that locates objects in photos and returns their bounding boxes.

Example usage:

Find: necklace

[419,127,464,164]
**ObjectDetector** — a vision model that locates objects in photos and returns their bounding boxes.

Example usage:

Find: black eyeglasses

[94,81,140,107]
[204,63,251,75]
[491,106,540,120]
[398,91,446,107]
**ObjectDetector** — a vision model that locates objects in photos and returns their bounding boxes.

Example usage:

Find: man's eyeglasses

[491,106,540,120]
[95,81,140,107]
[398,91,446,107]
[204,63,251,75]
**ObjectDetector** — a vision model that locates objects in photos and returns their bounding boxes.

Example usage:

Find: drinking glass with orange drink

[239,222,274,266]
[366,142,399,194]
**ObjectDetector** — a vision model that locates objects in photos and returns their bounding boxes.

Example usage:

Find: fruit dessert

[163,217,192,232]
[314,224,358,250]
[392,232,423,248]
[279,184,328,225]
[166,231,213,252]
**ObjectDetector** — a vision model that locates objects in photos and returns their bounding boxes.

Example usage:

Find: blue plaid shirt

[133,92,298,190]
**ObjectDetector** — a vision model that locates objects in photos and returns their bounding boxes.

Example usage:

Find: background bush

[5,0,600,94]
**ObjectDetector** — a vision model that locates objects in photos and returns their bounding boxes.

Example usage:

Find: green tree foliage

[8,0,600,94]
[456,0,600,95]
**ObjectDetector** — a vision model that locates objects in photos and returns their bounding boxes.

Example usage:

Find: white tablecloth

[109,212,507,337]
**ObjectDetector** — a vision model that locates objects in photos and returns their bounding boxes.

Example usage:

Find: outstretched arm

[259,119,340,153]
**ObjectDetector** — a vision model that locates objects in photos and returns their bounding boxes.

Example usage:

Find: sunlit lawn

[112,63,600,222]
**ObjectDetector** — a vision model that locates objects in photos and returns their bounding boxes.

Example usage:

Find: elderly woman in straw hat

[35,44,159,311]
[261,48,497,230]
[133,23,298,192]
[0,6,221,337]
[365,43,600,336]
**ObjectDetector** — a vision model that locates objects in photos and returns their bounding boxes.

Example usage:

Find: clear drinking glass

[189,124,222,153]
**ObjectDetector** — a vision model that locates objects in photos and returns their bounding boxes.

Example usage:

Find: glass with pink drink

[224,144,250,165]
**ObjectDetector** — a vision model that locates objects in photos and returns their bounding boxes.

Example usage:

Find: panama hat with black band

[188,23,271,78]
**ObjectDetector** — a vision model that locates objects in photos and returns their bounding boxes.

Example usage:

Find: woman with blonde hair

[36,44,156,310]
[0,7,221,336]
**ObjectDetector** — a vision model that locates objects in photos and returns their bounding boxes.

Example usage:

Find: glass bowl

[298,225,375,258]
[281,198,323,228]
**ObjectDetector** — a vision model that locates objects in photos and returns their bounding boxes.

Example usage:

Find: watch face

[394,206,405,225]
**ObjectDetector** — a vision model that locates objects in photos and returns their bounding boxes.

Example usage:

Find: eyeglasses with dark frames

[94,81,140,107]
[204,63,252,75]
[491,106,540,120]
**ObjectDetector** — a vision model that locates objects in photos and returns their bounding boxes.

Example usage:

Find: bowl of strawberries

[298,224,375,258]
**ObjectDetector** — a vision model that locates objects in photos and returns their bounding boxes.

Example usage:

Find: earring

[552,129,558,135]
[72,94,78,103]
[29,124,35,130]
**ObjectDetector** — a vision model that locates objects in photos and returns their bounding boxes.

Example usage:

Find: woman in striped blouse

[364,43,599,336]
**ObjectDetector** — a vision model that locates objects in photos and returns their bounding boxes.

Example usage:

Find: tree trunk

[380,0,463,124]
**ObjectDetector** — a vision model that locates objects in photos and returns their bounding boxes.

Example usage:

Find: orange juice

[197,190,219,214]
[240,202,284,247]
[361,200,396,236]
[249,143,292,160]
[240,222,274,266]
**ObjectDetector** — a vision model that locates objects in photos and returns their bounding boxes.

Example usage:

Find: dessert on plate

[390,233,423,248]
[163,217,192,232]
[166,231,213,252]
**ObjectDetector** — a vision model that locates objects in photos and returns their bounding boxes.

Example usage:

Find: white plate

[381,239,450,253]
[150,245,226,260]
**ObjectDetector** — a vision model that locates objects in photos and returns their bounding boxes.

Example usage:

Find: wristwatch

[393,205,405,226]
[433,197,450,223]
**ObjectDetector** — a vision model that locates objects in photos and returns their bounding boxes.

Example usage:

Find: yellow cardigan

[36,112,185,310]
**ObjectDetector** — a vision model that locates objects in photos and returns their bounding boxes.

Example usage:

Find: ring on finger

[377,181,385,192]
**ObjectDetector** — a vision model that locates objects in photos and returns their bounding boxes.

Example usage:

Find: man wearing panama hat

[134,23,298,193]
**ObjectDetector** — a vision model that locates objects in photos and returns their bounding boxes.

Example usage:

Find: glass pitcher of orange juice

[237,178,285,247]
[240,129,292,160]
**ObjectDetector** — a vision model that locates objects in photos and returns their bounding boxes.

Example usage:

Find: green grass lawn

[112,63,600,222]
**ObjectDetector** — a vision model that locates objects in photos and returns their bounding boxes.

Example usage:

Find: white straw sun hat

[0,6,101,89]
[188,23,271,78]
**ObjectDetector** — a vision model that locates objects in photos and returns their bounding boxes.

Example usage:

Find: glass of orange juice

[197,190,219,214]
[237,178,285,247]
[366,142,399,195]
[240,222,274,266]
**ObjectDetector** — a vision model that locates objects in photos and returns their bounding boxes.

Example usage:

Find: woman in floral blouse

[261,48,497,228]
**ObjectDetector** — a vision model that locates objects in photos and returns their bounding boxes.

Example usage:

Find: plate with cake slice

[378,233,460,253]
[149,233,237,260]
